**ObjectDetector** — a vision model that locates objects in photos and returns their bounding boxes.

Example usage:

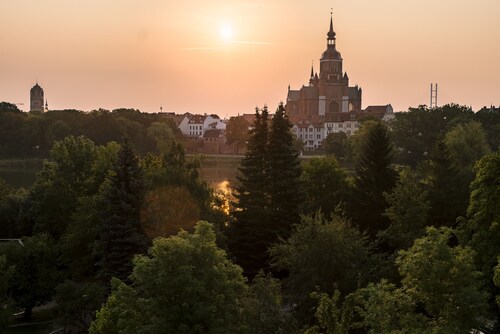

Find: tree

[322,132,349,160]
[389,104,474,167]
[351,121,396,238]
[0,255,14,330]
[270,213,381,324]
[267,103,303,236]
[308,227,488,333]
[305,280,426,334]
[230,107,270,277]
[0,234,61,320]
[379,167,429,251]
[29,136,99,238]
[89,222,248,334]
[495,258,500,309]
[473,106,500,151]
[141,142,218,240]
[396,226,488,332]
[426,141,467,227]
[141,185,200,239]
[243,272,298,334]
[93,141,148,284]
[458,153,500,326]
[444,121,491,173]
[0,179,29,239]
[146,121,175,154]
[55,280,106,333]
[60,142,120,281]
[300,156,350,216]
[0,102,22,113]
[226,116,250,154]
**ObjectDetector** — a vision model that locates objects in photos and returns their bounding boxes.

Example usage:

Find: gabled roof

[188,114,207,124]
[203,129,224,138]
[239,113,256,125]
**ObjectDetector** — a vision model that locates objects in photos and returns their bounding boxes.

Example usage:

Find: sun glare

[219,23,234,41]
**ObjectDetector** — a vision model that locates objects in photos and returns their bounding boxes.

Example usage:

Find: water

[0,168,39,188]
[0,156,241,189]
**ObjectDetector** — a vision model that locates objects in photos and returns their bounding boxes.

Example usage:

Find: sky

[0,0,499,116]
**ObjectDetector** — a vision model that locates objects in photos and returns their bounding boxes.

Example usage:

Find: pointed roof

[310,63,314,78]
[327,14,336,39]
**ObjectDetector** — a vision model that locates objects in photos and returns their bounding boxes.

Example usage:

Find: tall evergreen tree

[427,141,466,227]
[230,107,270,277]
[267,103,303,235]
[94,141,148,284]
[352,121,396,238]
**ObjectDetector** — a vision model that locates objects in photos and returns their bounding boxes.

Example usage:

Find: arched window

[329,101,339,113]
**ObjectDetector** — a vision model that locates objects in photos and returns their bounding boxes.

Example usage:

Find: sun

[219,23,234,41]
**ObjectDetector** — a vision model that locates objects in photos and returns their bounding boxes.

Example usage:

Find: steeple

[327,12,336,46]
[310,62,314,78]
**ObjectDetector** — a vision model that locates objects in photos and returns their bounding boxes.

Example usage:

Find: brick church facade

[286,14,393,150]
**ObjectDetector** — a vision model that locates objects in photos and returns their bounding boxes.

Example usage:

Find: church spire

[310,61,314,78]
[327,11,336,46]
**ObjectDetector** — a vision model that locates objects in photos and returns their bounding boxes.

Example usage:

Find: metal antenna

[430,83,438,108]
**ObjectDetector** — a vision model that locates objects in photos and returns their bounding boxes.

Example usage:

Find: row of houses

[163,105,392,154]
[291,105,394,150]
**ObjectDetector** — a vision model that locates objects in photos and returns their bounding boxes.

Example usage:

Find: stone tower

[30,82,44,113]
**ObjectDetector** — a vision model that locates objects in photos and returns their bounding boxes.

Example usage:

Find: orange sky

[1,0,499,116]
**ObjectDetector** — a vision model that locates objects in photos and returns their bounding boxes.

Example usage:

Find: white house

[178,113,226,138]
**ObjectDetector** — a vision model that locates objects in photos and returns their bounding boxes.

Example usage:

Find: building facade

[178,113,227,138]
[286,15,393,150]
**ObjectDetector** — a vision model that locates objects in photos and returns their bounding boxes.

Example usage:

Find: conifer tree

[94,141,148,284]
[230,104,303,277]
[427,141,466,227]
[352,121,396,238]
[230,107,270,277]
[267,103,303,235]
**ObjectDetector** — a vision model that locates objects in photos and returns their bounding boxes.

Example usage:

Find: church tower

[30,82,44,113]
[319,15,343,84]
[286,13,363,119]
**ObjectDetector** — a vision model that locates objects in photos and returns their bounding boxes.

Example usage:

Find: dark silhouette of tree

[230,107,270,277]
[0,234,61,320]
[267,104,303,235]
[300,156,350,216]
[94,141,148,284]
[458,153,500,329]
[351,121,396,238]
[322,132,349,160]
[426,141,466,227]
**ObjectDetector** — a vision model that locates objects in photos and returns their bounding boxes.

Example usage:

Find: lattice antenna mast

[430,83,438,108]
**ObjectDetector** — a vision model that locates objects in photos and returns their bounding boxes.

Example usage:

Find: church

[286,14,393,150]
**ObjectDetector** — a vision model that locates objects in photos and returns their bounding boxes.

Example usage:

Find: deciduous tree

[300,156,350,216]
[90,222,248,334]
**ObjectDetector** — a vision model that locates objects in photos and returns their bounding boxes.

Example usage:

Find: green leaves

[91,222,248,334]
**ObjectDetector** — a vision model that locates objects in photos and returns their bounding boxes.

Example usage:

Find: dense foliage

[0,103,498,332]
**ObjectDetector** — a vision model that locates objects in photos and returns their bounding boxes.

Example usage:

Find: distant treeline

[0,102,180,159]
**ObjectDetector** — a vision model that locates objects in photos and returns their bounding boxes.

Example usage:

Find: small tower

[30,82,44,113]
